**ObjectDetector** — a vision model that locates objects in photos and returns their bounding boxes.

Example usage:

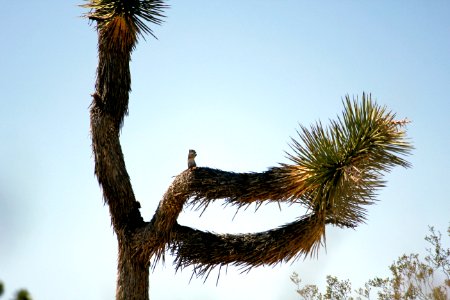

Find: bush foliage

[291,225,450,300]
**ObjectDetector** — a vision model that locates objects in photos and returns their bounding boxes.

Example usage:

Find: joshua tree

[82,1,412,299]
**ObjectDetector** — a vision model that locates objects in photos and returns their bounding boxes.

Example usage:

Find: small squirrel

[188,149,197,169]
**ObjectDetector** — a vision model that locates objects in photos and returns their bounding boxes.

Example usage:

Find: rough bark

[90,19,149,298]
[116,237,150,300]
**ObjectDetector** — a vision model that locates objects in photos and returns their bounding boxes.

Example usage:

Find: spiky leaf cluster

[285,93,412,226]
[83,0,167,40]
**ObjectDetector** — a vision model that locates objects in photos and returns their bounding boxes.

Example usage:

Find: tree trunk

[116,235,150,300]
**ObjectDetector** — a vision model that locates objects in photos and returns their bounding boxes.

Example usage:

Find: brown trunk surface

[116,236,150,300]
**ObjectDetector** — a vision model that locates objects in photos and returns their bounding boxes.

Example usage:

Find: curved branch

[146,163,368,237]
[170,213,326,276]
[133,165,358,265]
[135,166,311,258]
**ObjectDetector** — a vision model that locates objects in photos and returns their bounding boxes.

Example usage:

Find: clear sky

[1,1,449,299]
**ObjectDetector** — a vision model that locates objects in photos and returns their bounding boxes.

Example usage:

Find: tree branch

[169,213,326,276]
[131,97,412,275]
[91,97,144,232]
[132,166,310,261]
[132,165,359,268]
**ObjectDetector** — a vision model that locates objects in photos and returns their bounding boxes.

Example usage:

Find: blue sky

[1,1,449,299]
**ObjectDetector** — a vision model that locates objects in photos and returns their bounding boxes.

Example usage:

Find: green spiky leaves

[83,0,167,41]
[286,94,412,226]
